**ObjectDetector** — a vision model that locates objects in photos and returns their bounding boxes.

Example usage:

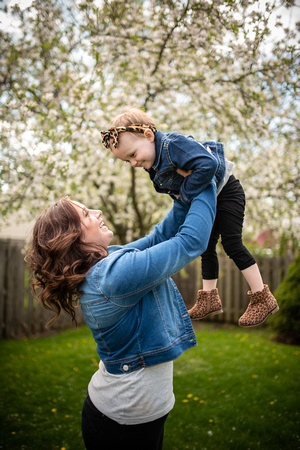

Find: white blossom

[0,0,299,249]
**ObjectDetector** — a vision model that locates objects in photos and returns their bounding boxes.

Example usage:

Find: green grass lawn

[0,323,299,450]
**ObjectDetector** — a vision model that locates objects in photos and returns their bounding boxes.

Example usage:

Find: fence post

[0,241,7,338]
[172,259,200,309]
[6,241,25,338]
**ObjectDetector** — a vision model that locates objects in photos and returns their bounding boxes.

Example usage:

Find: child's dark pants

[201,175,256,279]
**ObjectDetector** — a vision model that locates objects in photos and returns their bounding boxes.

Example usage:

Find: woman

[26,182,216,450]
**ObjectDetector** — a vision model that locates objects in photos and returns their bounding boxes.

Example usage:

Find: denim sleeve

[123,198,190,251]
[97,182,216,306]
[168,134,218,204]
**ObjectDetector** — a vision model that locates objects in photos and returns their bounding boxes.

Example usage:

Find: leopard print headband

[101,123,157,149]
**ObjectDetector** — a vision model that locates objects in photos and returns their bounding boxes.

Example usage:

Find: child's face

[111,130,156,170]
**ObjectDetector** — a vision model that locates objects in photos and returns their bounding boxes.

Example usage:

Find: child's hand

[176,168,193,177]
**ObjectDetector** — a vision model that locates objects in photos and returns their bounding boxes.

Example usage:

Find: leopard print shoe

[188,289,223,320]
[238,284,279,327]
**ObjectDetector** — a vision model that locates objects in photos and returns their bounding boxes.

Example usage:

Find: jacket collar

[144,130,166,173]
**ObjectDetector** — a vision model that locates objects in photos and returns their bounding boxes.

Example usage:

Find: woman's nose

[90,209,102,218]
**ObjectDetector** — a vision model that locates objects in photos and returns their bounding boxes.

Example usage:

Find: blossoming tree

[0,0,299,250]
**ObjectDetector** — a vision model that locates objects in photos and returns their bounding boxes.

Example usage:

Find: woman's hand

[174,168,193,198]
[176,147,211,178]
[176,168,193,177]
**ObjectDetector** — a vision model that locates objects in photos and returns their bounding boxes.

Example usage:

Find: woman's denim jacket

[79,183,216,375]
[146,130,228,205]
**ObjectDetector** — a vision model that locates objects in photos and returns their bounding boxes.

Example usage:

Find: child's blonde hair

[111,107,156,128]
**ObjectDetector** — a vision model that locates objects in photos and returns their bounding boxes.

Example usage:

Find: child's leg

[218,175,279,326]
[241,264,264,292]
[202,279,218,290]
[201,221,220,282]
[217,176,256,279]
[188,218,223,320]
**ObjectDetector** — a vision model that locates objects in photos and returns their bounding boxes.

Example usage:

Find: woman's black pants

[81,393,168,450]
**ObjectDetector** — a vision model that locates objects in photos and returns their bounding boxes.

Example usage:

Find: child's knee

[221,237,244,258]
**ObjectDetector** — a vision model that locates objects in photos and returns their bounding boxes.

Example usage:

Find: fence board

[0,242,6,337]
[172,259,200,310]
[25,282,34,335]
[272,257,280,289]
[6,243,15,337]
[0,238,295,339]
[225,257,232,322]
[233,262,241,322]
[15,242,25,337]
[261,257,271,289]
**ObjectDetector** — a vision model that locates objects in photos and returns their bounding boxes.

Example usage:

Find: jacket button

[123,365,129,371]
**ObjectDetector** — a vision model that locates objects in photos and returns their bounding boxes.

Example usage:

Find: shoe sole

[190,308,224,321]
[238,305,279,328]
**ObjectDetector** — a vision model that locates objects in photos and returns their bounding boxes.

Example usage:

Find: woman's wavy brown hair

[25,196,108,325]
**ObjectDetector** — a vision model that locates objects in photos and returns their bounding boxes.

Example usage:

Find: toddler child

[101,107,279,327]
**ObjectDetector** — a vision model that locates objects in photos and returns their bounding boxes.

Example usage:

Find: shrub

[270,253,300,344]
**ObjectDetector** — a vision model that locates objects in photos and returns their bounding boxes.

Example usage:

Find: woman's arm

[122,169,192,251]
[122,198,189,251]
[97,182,216,306]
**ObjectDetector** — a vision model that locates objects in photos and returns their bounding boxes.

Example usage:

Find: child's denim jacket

[146,130,232,205]
[79,185,216,375]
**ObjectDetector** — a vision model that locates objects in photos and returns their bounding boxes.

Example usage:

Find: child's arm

[169,134,218,204]
[175,147,211,193]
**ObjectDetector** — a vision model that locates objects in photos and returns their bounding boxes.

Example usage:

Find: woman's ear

[144,128,155,142]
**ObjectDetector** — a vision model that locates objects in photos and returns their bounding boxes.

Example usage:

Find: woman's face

[72,201,113,249]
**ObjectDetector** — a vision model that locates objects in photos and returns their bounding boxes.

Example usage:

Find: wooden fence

[0,239,86,339]
[0,238,294,339]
